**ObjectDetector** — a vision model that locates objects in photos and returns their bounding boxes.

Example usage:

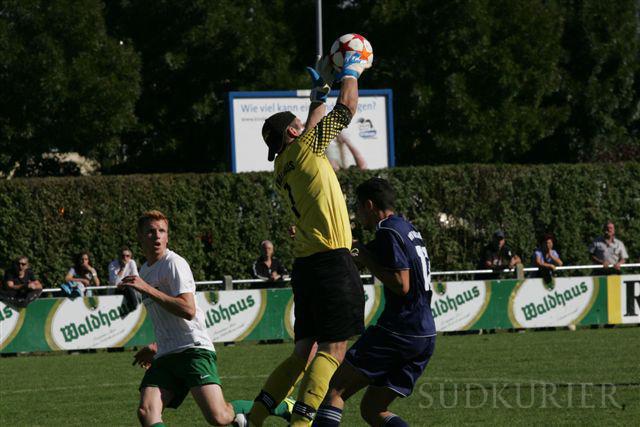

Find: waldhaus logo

[0,305,14,322]
[432,286,481,319]
[59,304,135,343]
[521,282,588,321]
[204,295,256,328]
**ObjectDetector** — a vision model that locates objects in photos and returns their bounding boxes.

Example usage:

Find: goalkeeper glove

[336,51,368,81]
[306,66,331,103]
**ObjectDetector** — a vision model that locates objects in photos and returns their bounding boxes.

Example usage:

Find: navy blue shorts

[345,325,436,397]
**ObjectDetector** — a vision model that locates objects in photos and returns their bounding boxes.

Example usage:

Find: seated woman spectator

[532,233,563,284]
[0,256,43,307]
[61,252,100,297]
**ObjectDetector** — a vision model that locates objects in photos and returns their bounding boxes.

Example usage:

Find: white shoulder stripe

[378,225,404,242]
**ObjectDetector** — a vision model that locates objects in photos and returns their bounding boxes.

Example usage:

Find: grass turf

[1,327,638,426]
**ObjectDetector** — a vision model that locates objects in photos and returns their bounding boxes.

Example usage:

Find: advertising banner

[228,90,394,173]
[1,276,636,354]
[508,277,600,328]
[198,289,267,342]
[45,296,147,350]
[0,302,25,351]
[431,281,491,331]
[607,275,640,324]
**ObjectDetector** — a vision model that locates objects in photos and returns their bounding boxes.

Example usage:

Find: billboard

[1,277,637,354]
[228,89,394,173]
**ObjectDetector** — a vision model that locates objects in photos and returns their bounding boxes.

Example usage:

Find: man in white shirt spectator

[108,247,139,288]
[108,247,140,310]
[589,221,629,275]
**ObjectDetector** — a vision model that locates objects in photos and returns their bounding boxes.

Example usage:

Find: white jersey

[139,249,214,358]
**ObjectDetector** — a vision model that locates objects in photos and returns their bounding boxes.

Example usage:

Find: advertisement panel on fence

[197,289,267,342]
[508,277,599,328]
[228,90,394,173]
[1,276,637,354]
[431,281,491,331]
[0,302,25,350]
[45,296,147,350]
[607,275,640,324]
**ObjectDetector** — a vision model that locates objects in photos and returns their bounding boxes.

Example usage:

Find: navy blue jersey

[368,215,436,336]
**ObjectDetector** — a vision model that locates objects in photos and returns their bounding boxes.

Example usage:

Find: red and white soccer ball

[328,33,373,72]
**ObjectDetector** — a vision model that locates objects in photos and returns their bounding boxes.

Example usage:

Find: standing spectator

[108,247,140,310]
[327,132,368,171]
[61,252,100,297]
[0,256,43,308]
[532,233,563,284]
[589,221,628,275]
[478,230,523,279]
[252,240,289,287]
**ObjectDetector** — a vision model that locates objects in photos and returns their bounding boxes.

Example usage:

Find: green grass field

[1,327,639,426]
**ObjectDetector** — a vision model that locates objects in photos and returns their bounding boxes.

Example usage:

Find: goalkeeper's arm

[337,78,358,116]
[334,51,369,116]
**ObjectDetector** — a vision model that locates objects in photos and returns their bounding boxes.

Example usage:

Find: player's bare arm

[305,101,326,131]
[304,52,361,137]
[305,77,357,140]
[337,77,358,116]
[119,275,196,320]
[352,240,410,296]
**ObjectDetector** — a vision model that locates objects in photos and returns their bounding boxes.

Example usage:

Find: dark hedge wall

[1,163,638,287]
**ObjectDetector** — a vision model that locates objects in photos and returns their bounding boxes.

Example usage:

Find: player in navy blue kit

[313,177,436,427]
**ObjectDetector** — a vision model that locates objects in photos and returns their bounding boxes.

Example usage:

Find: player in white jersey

[119,210,241,426]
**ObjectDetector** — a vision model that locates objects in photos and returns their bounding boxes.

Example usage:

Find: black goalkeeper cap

[262,111,296,161]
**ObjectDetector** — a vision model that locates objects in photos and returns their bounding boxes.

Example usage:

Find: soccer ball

[328,33,373,72]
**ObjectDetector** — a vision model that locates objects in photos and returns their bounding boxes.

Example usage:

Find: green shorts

[139,348,222,408]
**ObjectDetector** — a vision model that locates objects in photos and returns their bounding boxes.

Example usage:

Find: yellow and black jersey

[274,103,353,258]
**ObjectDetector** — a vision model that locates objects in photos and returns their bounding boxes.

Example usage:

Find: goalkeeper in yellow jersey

[246,53,370,426]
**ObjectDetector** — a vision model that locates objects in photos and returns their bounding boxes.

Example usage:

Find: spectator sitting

[0,256,43,308]
[61,251,100,298]
[108,247,141,311]
[478,229,523,279]
[252,240,289,288]
[588,221,628,275]
[532,233,563,284]
[108,247,139,290]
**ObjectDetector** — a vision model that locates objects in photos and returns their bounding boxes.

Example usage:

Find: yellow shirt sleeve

[298,103,353,156]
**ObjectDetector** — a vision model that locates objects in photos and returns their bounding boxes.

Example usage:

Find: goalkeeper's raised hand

[306,66,331,103]
[336,51,368,81]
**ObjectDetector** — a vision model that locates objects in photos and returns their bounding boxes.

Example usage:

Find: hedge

[0,163,638,287]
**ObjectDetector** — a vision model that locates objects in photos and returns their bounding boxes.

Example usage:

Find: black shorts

[346,326,436,397]
[291,248,365,342]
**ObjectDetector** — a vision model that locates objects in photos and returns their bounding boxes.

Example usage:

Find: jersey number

[284,183,301,218]
[415,245,431,291]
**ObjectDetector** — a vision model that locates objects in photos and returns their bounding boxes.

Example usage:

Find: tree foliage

[0,0,639,175]
[104,0,312,173]
[0,0,140,176]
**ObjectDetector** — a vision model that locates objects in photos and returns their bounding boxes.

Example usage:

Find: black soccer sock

[383,414,409,426]
[312,404,343,426]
